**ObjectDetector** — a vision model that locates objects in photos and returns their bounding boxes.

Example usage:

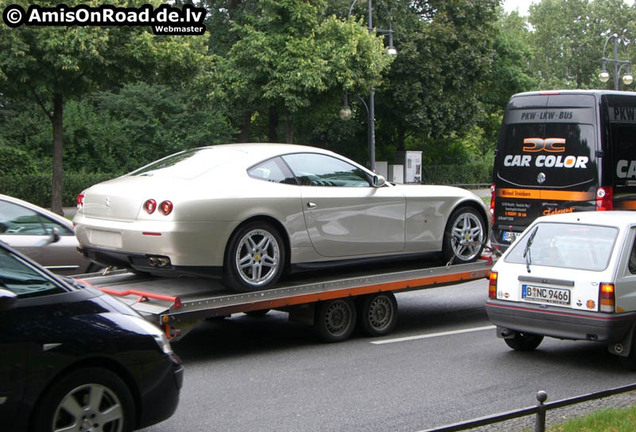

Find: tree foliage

[529,0,636,90]
[0,0,209,213]
[213,0,393,143]
[2,0,636,201]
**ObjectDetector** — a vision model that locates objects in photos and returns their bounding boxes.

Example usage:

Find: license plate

[89,229,122,248]
[502,231,520,243]
[522,284,570,305]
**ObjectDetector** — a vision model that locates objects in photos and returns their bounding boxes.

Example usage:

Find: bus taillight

[596,187,614,211]
[490,183,496,226]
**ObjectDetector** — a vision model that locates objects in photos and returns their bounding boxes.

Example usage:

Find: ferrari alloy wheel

[225,221,285,292]
[443,207,486,264]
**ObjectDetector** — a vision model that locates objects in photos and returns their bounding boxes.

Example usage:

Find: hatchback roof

[533,211,636,228]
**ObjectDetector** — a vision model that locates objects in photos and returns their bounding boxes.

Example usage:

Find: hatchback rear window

[505,222,617,272]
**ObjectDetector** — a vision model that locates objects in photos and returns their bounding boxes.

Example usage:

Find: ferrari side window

[282,153,371,187]
[248,158,297,184]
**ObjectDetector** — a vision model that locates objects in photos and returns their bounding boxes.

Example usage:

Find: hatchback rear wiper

[523,226,538,273]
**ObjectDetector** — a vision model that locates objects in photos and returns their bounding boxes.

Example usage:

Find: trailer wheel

[357,292,398,337]
[314,298,357,342]
[31,367,135,432]
[224,221,285,292]
[504,331,544,351]
[442,206,486,264]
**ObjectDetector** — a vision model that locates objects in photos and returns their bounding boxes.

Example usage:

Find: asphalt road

[139,278,635,432]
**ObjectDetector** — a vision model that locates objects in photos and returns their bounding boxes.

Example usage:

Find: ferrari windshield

[505,222,617,272]
[130,147,243,180]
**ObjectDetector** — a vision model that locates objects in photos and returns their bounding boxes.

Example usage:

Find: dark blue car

[0,241,184,432]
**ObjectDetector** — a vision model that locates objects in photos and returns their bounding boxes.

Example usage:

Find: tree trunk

[397,126,405,152]
[284,111,294,144]
[51,93,64,215]
[238,111,251,142]
[268,106,279,143]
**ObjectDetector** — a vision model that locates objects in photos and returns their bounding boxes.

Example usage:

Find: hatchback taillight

[488,272,498,299]
[596,187,613,211]
[599,283,615,312]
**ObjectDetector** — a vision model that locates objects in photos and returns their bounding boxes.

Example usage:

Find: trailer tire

[357,292,398,337]
[224,221,285,292]
[442,206,486,264]
[314,298,357,342]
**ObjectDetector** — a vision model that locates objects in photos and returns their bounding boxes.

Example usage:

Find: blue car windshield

[0,248,67,298]
[505,222,618,272]
[129,147,242,180]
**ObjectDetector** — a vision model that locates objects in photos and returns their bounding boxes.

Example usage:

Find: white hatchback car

[486,211,636,368]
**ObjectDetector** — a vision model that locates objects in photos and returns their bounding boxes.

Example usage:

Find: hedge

[421,162,492,185]
[1,162,493,209]
[0,172,120,208]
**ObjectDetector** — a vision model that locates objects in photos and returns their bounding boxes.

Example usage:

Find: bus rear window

[495,122,597,187]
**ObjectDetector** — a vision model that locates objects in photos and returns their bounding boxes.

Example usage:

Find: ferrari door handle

[306,202,317,209]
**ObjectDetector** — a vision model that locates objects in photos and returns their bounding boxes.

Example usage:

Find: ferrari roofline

[183,143,362,169]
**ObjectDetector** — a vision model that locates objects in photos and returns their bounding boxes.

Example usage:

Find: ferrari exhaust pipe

[148,256,171,268]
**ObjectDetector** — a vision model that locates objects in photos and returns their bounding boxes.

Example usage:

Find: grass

[539,405,636,432]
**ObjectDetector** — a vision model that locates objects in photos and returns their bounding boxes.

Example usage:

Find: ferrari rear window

[130,147,242,180]
[505,222,618,271]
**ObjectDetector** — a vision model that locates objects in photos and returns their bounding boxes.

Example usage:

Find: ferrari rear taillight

[76,192,85,210]
[144,199,157,214]
[144,199,173,216]
[596,187,613,211]
[159,200,173,216]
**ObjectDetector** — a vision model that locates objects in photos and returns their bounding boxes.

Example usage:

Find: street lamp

[341,0,397,172]
[599,32,633,90]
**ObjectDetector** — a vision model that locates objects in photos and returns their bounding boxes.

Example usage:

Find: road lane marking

[371,325,496,345]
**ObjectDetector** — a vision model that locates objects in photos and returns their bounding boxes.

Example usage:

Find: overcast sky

[502,0,533,16]
[503,0,635,16]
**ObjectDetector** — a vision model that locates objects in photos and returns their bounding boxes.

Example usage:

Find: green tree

[377,0,498,158]
[217,0,393,143]
[63,82,236,173]
[528,0,636,90]
[487,9,537,109]
[0,0,209,214]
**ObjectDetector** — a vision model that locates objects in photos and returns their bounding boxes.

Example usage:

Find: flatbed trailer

[79,255,495,342]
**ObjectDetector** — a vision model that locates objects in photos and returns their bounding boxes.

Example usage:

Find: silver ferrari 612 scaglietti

[74,144,489,292]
